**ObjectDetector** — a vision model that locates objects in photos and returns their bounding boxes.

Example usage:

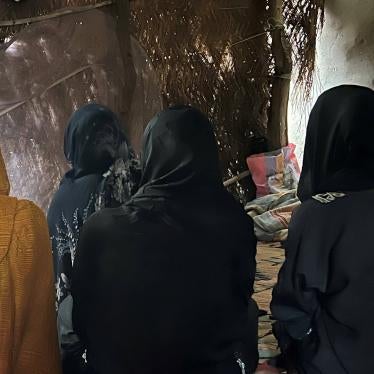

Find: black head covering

[298,85,374,201]
[134,105,223,199]
[64,103,130,178]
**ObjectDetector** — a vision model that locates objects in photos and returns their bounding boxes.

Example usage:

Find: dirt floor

[253,242,285,361]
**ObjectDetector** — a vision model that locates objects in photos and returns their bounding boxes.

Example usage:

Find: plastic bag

[246,144,300,197]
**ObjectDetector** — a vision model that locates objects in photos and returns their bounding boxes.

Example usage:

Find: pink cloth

[256,362,282,373]
[247,144,300,198]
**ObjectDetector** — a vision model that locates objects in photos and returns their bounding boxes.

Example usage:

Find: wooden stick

[266,0,292,150]
[219,7,250,10]
[0,64,102,118]
[111,0,135,124]
[229,25,282,48]
[0,1,113,27]
[223,170,251,187]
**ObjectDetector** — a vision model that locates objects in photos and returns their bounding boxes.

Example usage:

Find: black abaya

[48,103,139,373]
[72,106,259,374]
[271,85,374,374]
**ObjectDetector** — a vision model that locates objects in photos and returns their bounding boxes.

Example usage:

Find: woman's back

[74,194,257,373]
[271,85,374,374]
[72,106,259,374]
[283,191,374,373]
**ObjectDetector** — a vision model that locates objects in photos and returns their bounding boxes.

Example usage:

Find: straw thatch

[0,0,325,201]
[0,0,101,20]
[0,0,108,41]
[130,0,324,200]
[131,1,272,200]
[283,0,325,92]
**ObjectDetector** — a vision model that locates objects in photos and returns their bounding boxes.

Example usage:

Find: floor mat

[253,242,284,361]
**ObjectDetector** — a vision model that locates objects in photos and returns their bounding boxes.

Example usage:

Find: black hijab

[64,103,131,178]
[298,85,374,201]
[134,105,223,200]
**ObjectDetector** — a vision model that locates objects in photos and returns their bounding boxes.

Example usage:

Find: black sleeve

[270,203,334,352]
[71,212,106,344]
[71,208,131,372]
[239,214,259,373]
[58,296,90,374]
[248,216,257,297]
[64,210,107,374]
[239,214,257,298]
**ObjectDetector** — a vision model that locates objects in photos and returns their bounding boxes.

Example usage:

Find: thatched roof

[0,0,325,201]
[0,0,110,41]
[129,0,324,199]
[0,0,325,88]
[130,0,270,200]
[0,0,101,19]
[284,0,325,90]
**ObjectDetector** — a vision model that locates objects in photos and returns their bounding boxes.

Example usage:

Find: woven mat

[253,242,285,360]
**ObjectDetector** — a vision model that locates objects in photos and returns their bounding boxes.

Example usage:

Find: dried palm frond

[0,0,107,41]
[131,0,272,201]
[283,0,325,93]
[0,0,324,200]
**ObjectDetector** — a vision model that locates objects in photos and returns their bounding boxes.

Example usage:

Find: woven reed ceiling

[0,0,324,201]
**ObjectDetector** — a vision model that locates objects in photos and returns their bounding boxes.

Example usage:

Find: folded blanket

[245,190,300,242]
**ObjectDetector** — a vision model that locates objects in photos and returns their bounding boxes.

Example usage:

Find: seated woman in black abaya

[48,103,140,373]
[271,85,374,374]
[72,106,259,374]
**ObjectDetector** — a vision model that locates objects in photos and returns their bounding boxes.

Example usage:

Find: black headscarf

[64,103,131,178]
[298,85,374,201]
[72,106,258,374]
[133,105,223,199]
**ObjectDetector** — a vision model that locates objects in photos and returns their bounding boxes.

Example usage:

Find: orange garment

[0,151,61,374]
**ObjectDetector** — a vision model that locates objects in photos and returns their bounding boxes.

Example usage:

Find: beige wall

[288,0,374,163]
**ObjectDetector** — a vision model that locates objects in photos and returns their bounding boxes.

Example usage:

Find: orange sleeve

[2,199,61,374]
